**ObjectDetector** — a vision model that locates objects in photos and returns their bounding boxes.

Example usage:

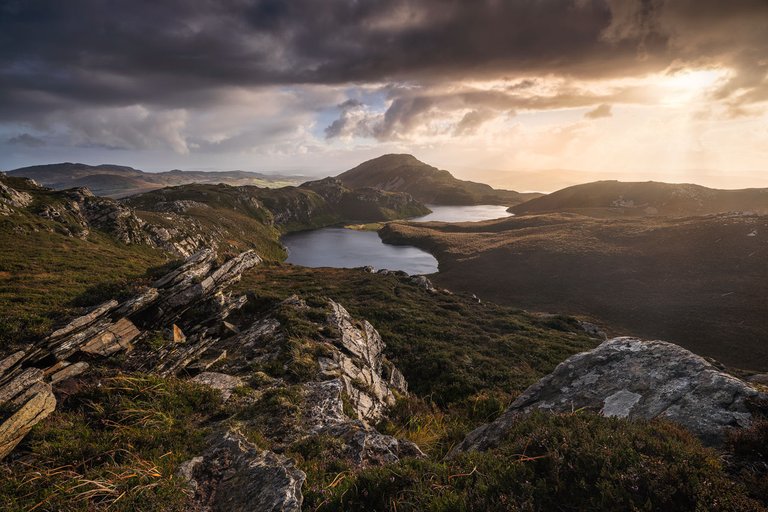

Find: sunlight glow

[657,68,729,105]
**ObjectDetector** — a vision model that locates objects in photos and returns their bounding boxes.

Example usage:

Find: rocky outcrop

[0,178,33,215]
[0,242,422,511]
[454,337,766,453]
[179,431,305,512]
[0,248,261,461]
[0,384,56,460]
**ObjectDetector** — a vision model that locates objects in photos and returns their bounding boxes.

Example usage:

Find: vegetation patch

[316,412,764,512]
[0,373,223,511]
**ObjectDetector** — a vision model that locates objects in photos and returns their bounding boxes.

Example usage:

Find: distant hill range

[510,180,768,217]
[7,163,302,198]
[337,154,541,206]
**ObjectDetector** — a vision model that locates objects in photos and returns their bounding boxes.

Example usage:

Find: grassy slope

[235,264,597,407]
[0,198,168,350]
[381,213,768,372]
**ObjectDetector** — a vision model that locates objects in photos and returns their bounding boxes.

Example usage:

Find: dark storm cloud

[1,0,767,124]
[7,133,46,147]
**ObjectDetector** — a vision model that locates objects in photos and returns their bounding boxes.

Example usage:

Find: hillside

[0,173,426,350]
[337,154,540,206]
[381,212,768,371]
[3,172,768,509]
[510,180,768,217]
[8,163,301,198]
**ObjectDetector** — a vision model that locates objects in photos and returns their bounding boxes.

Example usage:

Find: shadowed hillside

[510,180,768,217]
[381,212,768,371]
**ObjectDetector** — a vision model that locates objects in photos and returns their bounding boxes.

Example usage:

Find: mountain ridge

[510,179,768,217]
[7,162,302,198]
[337,154,541,206]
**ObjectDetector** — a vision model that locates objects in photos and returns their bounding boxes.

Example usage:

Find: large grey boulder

[179,431,305,512]
[454,337,765,453]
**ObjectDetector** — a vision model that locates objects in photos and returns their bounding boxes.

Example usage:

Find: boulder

[179,431,305,512]
[454,337,765,453]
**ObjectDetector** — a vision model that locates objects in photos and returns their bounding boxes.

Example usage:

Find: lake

[282,204,512,274]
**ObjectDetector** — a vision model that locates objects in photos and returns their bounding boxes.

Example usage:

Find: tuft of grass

[0,373,223,512]
[316,412,765,512]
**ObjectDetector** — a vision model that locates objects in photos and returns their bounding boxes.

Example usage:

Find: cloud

[7,133,46,147]
[1,0,768,166]
[585,104,613,119]
[2,0,766,120]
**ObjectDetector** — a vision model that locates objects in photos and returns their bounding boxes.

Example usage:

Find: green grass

[236,264,597,408]
[0,373,223,512]
[0,213,166,350]
[316,412,764,512]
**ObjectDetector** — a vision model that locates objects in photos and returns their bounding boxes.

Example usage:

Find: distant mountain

[337,154,541,206]
[7,163,302,198]
[510,180,768,217]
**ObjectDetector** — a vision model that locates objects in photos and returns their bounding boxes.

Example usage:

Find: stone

[453,337,765,453]
[50,362,90,384]
[47,300,118,340]
[328,300,385,372]
[80,318,140,356]
[0,351,25,379]
[180,431,305,512]
[303,379,423,466]
[409,274,436,291]
[190,372,243,401]
[0,368,44,404]
[0,384,56,460]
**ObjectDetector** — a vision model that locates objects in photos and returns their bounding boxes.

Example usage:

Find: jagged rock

[304,379,423,465]
[0,351,25,379]
[453,337,765,453]
[0,368,44,404]
[190,372,243,401]
[50,362,90,384]
[0,181,33,210]
[48,300,119,340]
[328,300,385,373]
[180,430,305,512]
[0,384,56,460]
[80,318,140,356]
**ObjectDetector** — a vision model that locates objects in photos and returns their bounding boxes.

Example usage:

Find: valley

[2,155,768,511]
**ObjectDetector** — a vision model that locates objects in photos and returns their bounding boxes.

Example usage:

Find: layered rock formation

[454,337,766,454]
[0,246,421,510]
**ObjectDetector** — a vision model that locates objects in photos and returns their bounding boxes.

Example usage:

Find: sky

[1,0,768,190]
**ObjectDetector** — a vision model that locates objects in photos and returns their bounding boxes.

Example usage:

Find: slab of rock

[80,317,140,356]
[454,337,765,452]
[0,351,25,379]
[328,300,385,373]
[0,384,56,460]
[50,362,90,384]
[190,372,243,401]
[0,368,44,404]
[180,430,305,512]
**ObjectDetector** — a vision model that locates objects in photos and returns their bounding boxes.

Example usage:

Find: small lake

[282,204,512,274]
